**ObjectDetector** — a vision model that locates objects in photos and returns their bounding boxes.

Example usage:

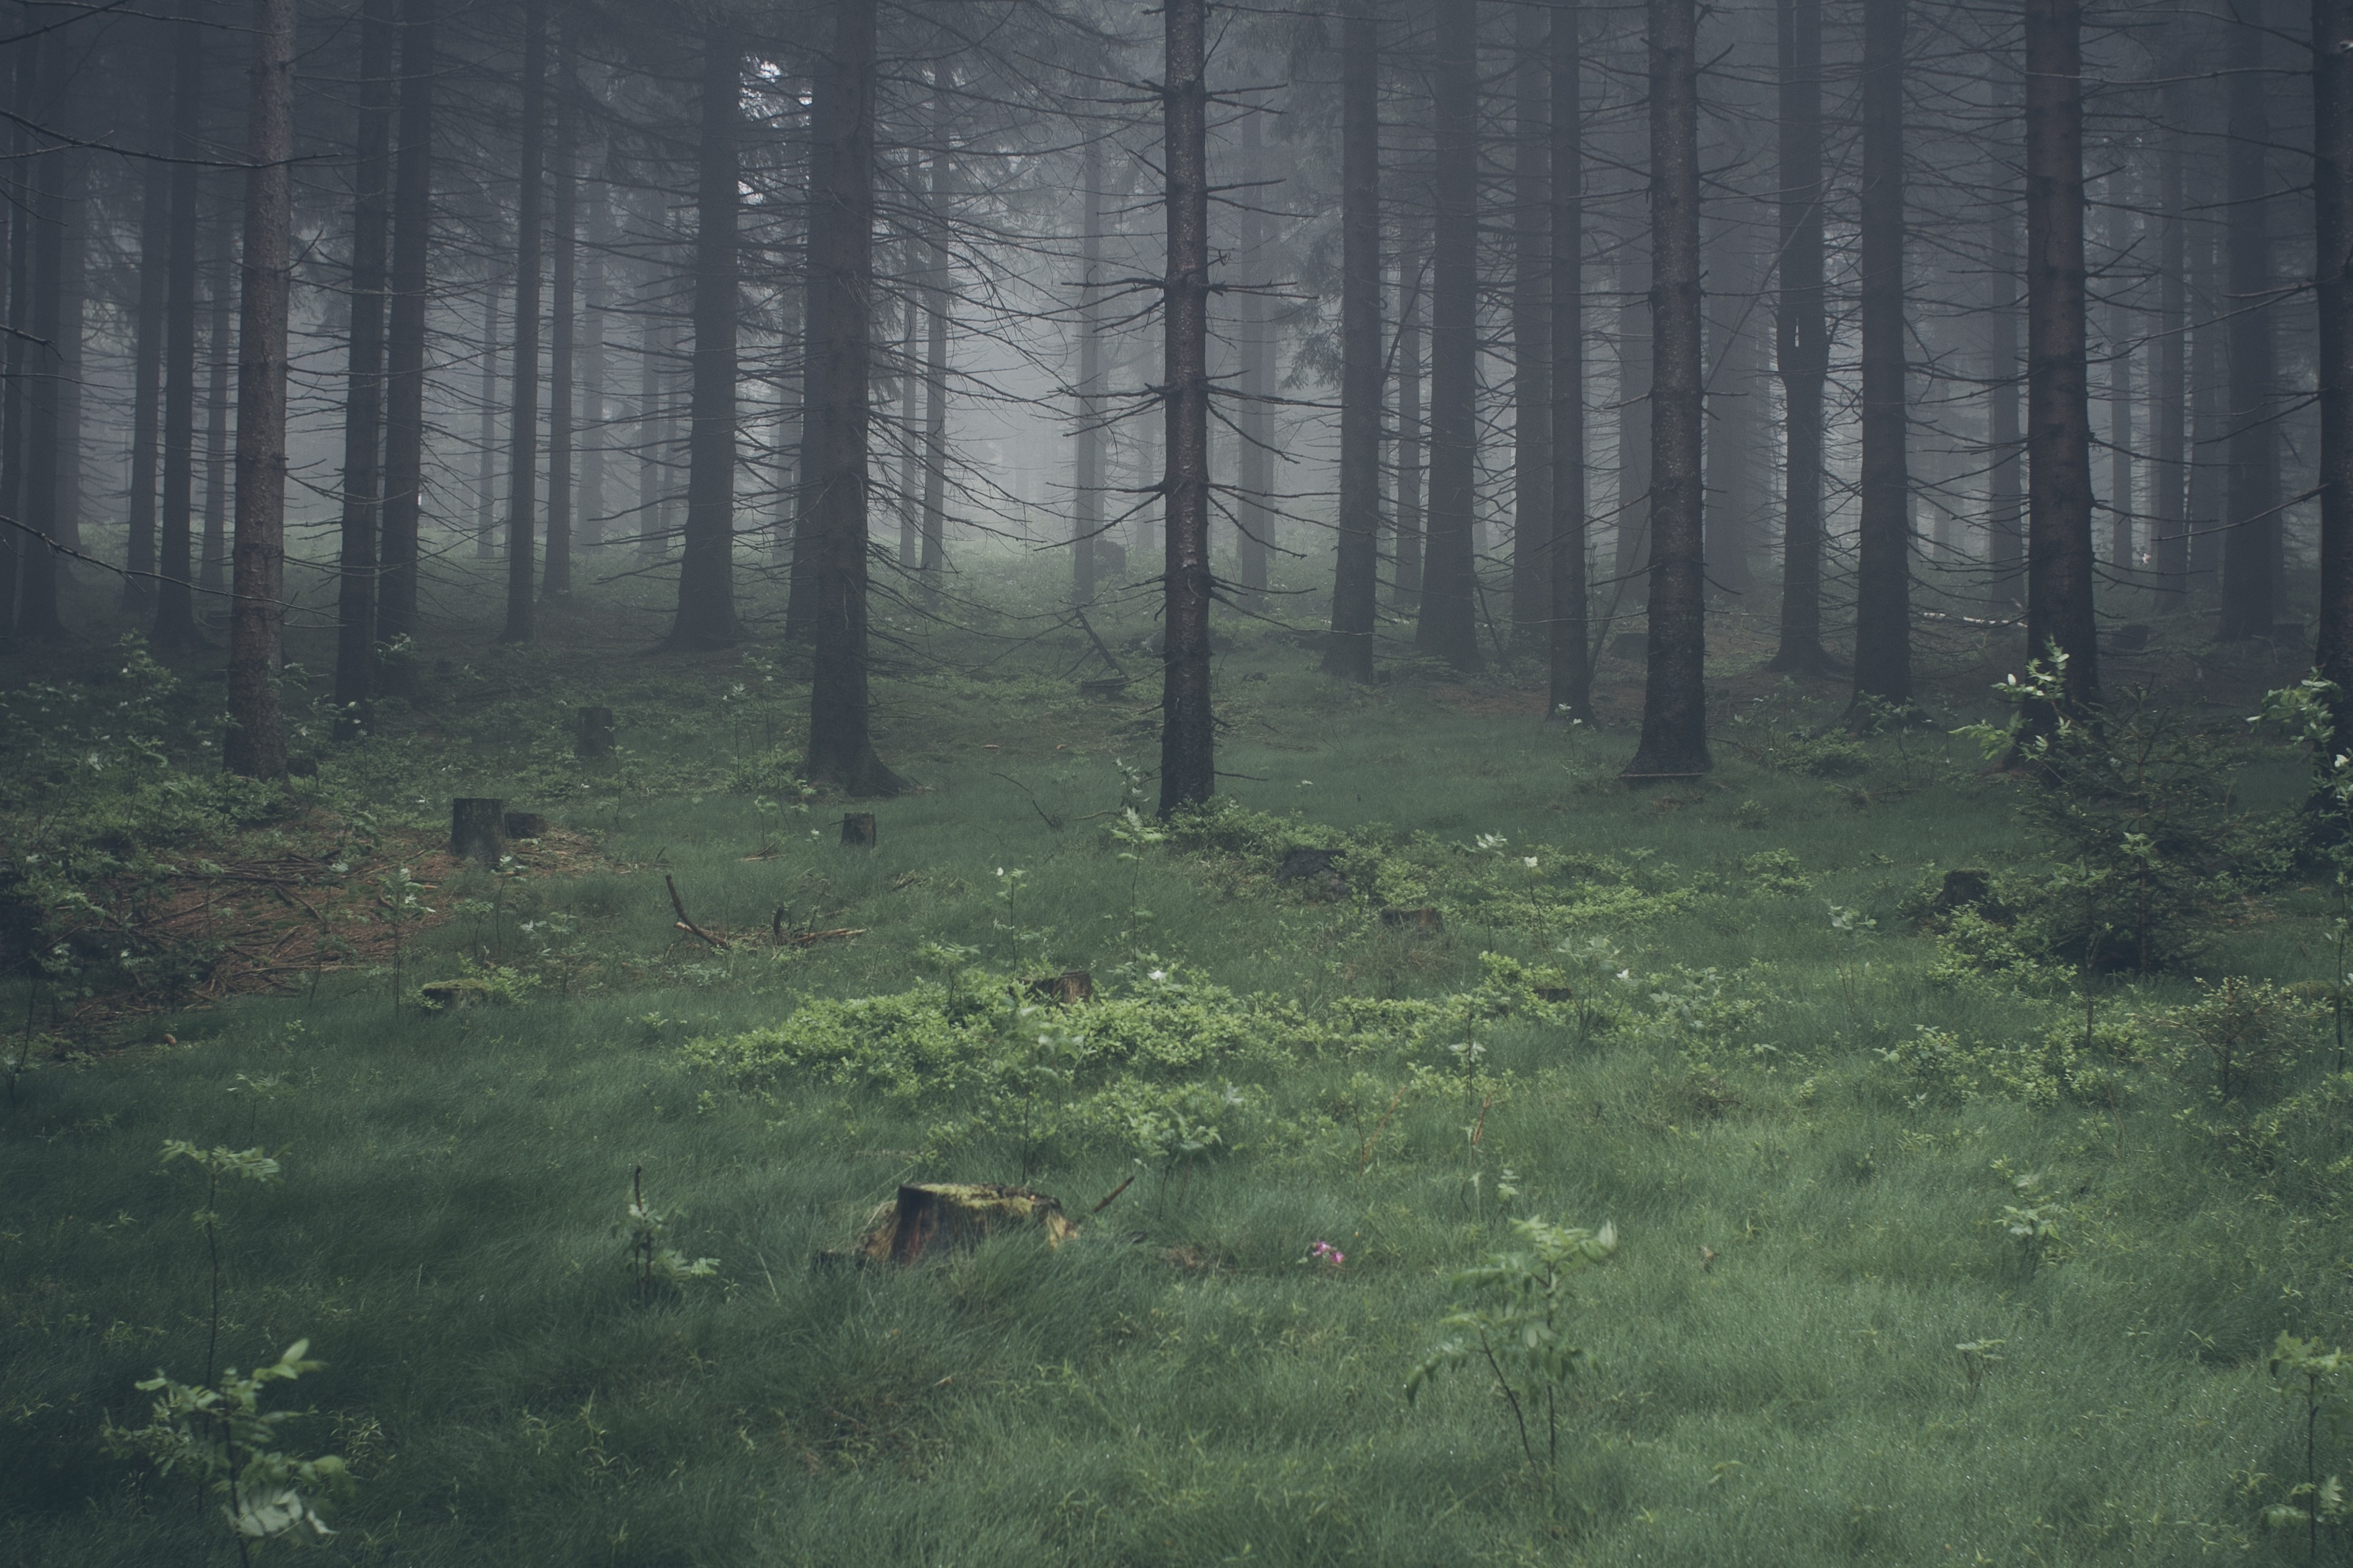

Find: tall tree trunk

[894,216,919,571]
[1393,238,1425,609]
[2021,0,2101,723]
[375,0,435,676]
[2315,0,2353,731]
[1613,220,1652,608]
[1548,0,1592,720]
[918,118,949,592]
[1235,112,1273,609]
[2221,0,2278,640]
[1770,0,1828,669]
[1626,0,1709,776]
[1325,0,1382,681]
[668,25,744,648]
[225,0,297,781]
[2188,212,2227,590]
[579,164,607,549]
[201,202,232,595]
[124,55,171,613]
[1075,132,1107,605]
[1417,0,1481,670]
[1510,0,1552,649]
[55,145,83,552]
[2104,181,2136,573]
[154,13,205,648]
[1158,0,1215,811]
[16,91,66,641]
[1851,0,1910,708]
[335,0,395,718]
[2153,44,2190,606]
[543,30,577,599]
[499,0,547,643]
[802,0,901,793]
[474,279,499,556]
[1703,221,1757,598]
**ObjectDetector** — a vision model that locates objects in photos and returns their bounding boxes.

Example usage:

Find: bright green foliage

[622,1167,718,1303]
[1407,1217,1619,1489]
[1996,1168,2065,1276]
[2167,977,2319,1102]
[104,1341,351,1550]
[2266,1332,2353,1558]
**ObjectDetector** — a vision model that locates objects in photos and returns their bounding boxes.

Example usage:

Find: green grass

[4,554,2349,1564]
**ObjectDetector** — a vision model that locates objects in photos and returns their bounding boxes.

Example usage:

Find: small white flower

[1521,856,1540,870]
[1148,968,1168,982]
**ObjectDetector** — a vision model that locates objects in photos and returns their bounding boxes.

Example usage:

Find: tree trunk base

[857,1183,1076,1265]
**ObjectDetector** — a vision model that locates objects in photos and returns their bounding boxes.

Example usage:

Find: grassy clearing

[4,556,2351,1564]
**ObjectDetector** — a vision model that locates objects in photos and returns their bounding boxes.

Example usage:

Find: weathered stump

[1380,905,1443,933]
[576,705,615,759]
[450,798,504,866]
[857,1183,1076,1265]
[1026,969,1093,1006]
[1931,868,2007,923]
[840,812,877,848]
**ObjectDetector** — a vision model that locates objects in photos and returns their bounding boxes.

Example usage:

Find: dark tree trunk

[499,0,547,643]
[476,280,499,556]
[1510,0,1552,649]
[1158,0,1215,811]
[16,96,65,641]
[1770,0,1828,670]
[1850,0,1910,708]
[579,168,607,549]
[2221,0,2278,640]
[801,0,902,794]
[1392,238,1425,609]
[542,30,576,600]
[2021,0,2101,723]
[918,121,949,592]
[225,0,297,781]
[2105,185,2136,573]
[54,149,83,554]
[1417,0,1481,670]
[1326,0,1382,681]
[1626,0,1709,778]
[2188,212,2227,590]
[637,260,668,558]
[201,205,232,595]
[2153,43,2190,604]
[376,0,434,676]
[334,0,395,717]
[1613,223,1651,609]
[1235,110,1271,609]
[124,56,171,614]
[1703,221,1757,598]
[1548,0,1592,721]
[2316,0,2353,729]
[668,25,745,648]
[1075,133,1107,605]
[153,15,204,648]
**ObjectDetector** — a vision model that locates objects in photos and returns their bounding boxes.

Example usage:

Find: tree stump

[576,705,615,759]
[1379,905,1443,933]
[502,811,550,840]
[1931,868,2007,923]
[450,798,504,865]
[840,812,877,847]
[1026,970,1093,1005]
[857,1183,1076,1265]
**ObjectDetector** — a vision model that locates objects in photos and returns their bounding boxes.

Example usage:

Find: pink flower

[1309,1241,1345,1268]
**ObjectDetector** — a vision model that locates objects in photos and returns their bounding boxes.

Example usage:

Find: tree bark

[1418,0,1482,669]
[1548,0,1592,721]
[2021,0,2101,723]
[1770,0,1828,670]
[1510,0,1552,649]
[1626,0,1710,778]
[668,25,745,648]
[2152,40,2190,605]
[918,118,949,593]
[375,0,434,673]
[2104,179,2136,574]
[542,29,577,600]
[153,14,204,648]
[2221,0,2278,640]
[1158,0,1215,811]
[225,0,297,781]
[334,0,395,717]
[1075,132,1107,605]
[802,0,903,795]
[1392,237,1425,609]
[499,0,547,643]
[1235,110,1272,609]
[124,50,171,614]
[2315,0,2353,730]
[1850,0,1910,709]
[201,202,232,595]
[1326,0,1382,681]
[476,279,499,557]
[16,86,66,641]
[579,166,608,549]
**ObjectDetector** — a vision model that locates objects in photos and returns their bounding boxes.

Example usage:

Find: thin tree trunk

[2105,181,2136,574]
[16,91,65,641]
[499,0,547,642]
[2221,0,2278,640]
[1393,237,1425,609]
[1326,0,1382,681]
[1614,220,1652,609]
[1625,0,1709,777]
[1704,221,1757,598]
[476,282,499,557]
[1236,110,1272,609]
[637,245,665,556]
[1548,0,1592,720]
[124,56,170,613]
[1075,132,1107,605]
[543,29,576,599]
[154,13,204,648]
[802,0,902,793]
[1988,137,2026,614]
[2315,0,2353,728]
[2188,212,2227,590]
[895,212,919,571]
[1158,0,1215,811]
[1851,0,1910,708]
[375,0,435,675]
[668,24,744,648]
[2021,0,2101,723]
[54,145,82,551]
[579,164,607,549]
[1510,0,1552,648]
[1417,0,1481,670]
[334,0,395,718]
[1770,0,1829,670]
[225,0,297,781]
[2153,44,2190,604]
[918,118,949,591]
[201,203,232,596]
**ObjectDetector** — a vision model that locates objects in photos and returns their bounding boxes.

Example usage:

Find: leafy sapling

[623,1166,718,1306]
[162,1141,283,1386]
[2267,1332,2352,1561]
[1996,1167,2063,1278]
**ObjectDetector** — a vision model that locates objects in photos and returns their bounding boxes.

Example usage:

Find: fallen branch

[784,926,865,949]
[665,874,731,951]
[1090,1173,1136,1214]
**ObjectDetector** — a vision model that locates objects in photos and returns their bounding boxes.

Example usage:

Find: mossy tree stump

[450,798,504,866]
[576,706,615,759]
[857,1184,1076,1265]
[840,812,877,847]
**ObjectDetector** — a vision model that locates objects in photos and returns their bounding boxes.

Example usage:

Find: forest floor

[3,551,2350,1566]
